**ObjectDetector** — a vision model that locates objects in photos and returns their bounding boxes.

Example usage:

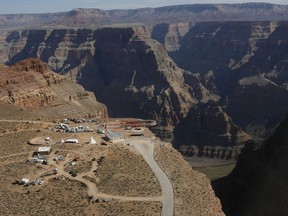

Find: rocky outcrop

[213,114,288,216]
[173,101,250,159]
[0,58,107,118]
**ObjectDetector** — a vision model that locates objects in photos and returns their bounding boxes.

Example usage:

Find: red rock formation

[0,58,107,118]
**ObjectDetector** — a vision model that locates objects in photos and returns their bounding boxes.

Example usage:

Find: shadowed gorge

[152,21,288,139]
[213,114,288,216]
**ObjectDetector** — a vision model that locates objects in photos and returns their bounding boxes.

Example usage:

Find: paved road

[129,138,174,216]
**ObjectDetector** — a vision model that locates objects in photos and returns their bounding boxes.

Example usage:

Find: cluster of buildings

[56,123,93,133]
[17,178,44,186]
[28,146,51,164]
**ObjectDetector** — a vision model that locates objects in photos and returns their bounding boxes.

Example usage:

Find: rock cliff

[152,21,288,138]
[0,58,107,118]
[213,114,288,216]
[173,101,250,159]
[2,20,288,150]
[1,28,219,126]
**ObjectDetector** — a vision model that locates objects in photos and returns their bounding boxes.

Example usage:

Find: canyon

[1,3,288,216]
[1,20,288,158]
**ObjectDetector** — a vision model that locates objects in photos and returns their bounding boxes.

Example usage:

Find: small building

[104,130,124,142]
[131,128,144,136]
[65,139,79,144]
[38,146,51,155]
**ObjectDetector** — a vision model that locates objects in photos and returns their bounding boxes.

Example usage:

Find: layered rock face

[213,114,288,216]
[1,28,220,125]
[2,21,288,151]
[152,21,288,138]
[0,58,107,118]
[151,23,192,52]
[173,101,250,159]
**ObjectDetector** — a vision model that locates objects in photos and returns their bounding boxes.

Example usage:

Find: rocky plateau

[1,3,288,29]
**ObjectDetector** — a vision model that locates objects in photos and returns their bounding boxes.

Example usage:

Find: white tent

[61,139,65,144]
[89,136,96,144]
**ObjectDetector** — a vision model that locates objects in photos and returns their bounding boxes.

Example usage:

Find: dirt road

[0,119,52,124]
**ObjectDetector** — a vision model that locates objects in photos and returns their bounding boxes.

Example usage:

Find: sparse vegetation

[154,143,224,216]
[0,179,90,216]
[64,161,92,174]
[0,131,38,156]
[94,201,161,216]
[97,144,161,197]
